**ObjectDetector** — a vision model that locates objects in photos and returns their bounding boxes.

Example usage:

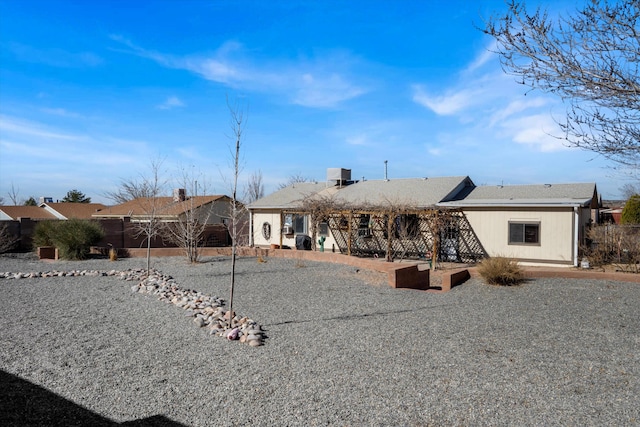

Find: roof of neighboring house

[248,176,475,210]
[93,195,229,218]
[0,205,58,220]
[41,202,107,219]
[438,183,598,208]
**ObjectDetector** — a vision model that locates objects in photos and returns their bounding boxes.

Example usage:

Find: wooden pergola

[281,205,486,265]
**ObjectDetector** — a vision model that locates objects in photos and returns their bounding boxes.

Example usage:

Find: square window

[319,222,329,236]
[509,222,540,245]
[293,214,307,234]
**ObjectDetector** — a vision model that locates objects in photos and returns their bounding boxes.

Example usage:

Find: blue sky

[0,0,626,204]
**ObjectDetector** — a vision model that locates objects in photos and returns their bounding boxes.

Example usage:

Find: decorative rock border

[0,267,266,347]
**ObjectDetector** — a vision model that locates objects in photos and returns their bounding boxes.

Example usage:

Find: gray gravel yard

[1,253,638,426]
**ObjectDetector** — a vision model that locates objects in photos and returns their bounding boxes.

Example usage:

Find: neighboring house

[439,183,598,267]
[92,190,232,224]
[0,205,58,221]
[248,168,599,267]
[40,202,107,219]
[92,189,237,248]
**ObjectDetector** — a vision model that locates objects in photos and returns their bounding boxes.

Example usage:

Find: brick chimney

[173,188,186,202]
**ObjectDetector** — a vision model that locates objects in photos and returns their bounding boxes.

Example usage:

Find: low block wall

[389,265,430,290]
[442,269,470,291]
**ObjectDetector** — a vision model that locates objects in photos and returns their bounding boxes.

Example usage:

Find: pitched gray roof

[247,182,333,209]
[439,183,597,207]
[248,176,474,210]
[332,176,473,208]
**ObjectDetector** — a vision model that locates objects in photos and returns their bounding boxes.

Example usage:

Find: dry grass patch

[477,256,523,286]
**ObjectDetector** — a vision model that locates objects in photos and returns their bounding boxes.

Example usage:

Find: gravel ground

[1,253,638,426]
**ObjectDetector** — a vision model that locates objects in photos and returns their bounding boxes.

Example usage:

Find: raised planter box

[37,246,59,260]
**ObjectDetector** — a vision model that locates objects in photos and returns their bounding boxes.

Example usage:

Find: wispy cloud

[412,85,480,115]
[500,114,569,152]
[157,96,185,110]
[6,42,103,67]
[41,108,84,118]
[0,115,85,141]
[109,35,368,109]
[411,44,567,154]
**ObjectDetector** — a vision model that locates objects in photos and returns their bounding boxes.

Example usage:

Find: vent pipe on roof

[384,160,388,181]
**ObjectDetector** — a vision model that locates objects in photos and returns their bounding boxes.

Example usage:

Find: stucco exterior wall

[251,210,340,250]
[462,207,578,265]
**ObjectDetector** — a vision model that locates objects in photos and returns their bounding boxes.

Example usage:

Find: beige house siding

[463,207,580,265]
[251,210,340,250]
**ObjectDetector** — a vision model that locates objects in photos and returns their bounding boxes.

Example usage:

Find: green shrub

[32,219,104,260]
[477,256,523,286]
[32,220,57,248]
[621,194,640,224]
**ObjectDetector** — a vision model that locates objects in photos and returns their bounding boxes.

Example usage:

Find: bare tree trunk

[226,98,245,329]
[146,236,151,276]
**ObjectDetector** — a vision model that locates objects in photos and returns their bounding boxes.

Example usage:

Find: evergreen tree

[62,189,91,203]
[621,195,640,225]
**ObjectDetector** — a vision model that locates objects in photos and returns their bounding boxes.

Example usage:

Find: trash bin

[295,234,312,250]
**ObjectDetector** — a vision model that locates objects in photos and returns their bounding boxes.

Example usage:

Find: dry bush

[477,256,523,286]
[584,224,640,273]
[0,223,19,254]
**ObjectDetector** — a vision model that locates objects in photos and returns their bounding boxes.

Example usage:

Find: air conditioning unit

[283,225,294,235]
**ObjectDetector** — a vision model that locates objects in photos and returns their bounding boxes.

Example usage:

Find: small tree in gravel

[163,168,212,263]
[127,159,167,275]
[226,97,246,329]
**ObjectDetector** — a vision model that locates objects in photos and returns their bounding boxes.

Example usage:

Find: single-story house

[91,189,240,248]
[247,168,599,267]
[92,189,233,225]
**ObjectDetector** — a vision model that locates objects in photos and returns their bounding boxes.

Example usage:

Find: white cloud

[41,108,83,118]
[293,73,367,108]
[427,146,442,156]
[109,36,367,109]
[346,134,368,146]
[463,41,498,74]
[412,85,478,115]
[0,115,85,141]
[500,114,569,152]
[157,96,185,110]
[489,97,549,126]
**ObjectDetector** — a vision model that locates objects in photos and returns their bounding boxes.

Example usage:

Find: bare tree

[277,173,310,190]
[163,168,212,263]
[484,1,640,167]
[244,170,265,204]
[226,97,247,329]
[620,182,640,200]
[7,183,20,205]
[105,177,160,204]
[129,160,166,276]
